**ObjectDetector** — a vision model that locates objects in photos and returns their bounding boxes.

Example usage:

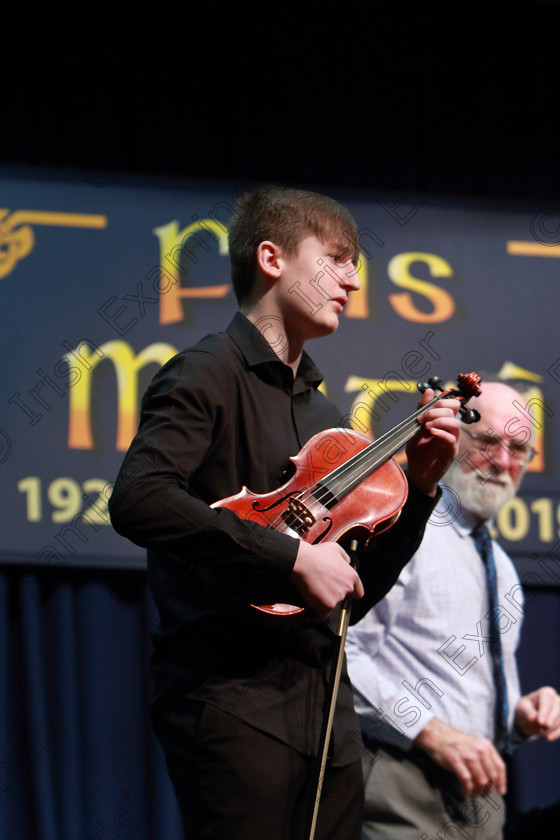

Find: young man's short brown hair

[228,185,360,304]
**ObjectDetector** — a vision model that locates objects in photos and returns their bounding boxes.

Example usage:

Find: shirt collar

[225,311,324,389]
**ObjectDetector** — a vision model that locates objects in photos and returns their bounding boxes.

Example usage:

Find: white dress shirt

[346,486,523,750]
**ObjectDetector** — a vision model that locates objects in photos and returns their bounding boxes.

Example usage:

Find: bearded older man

[346,381,560,840]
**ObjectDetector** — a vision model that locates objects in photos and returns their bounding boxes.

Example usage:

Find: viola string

[265,408,427,533]
[266,390,456,533]
[297,393,444,514]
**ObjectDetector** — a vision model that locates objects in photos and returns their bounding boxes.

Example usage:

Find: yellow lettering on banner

[507,241,560,258]
[497,497,530,542]
[387,252,455,323]
[0,209,107,280]
[344,258,370,319]
[66,341,177,451]
[153,219,230,324]
[344,375,417,462]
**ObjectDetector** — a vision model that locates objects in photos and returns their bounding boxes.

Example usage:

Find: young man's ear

[256,241,283,280]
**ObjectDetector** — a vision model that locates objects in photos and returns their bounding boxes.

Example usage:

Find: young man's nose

[340,263,360,291]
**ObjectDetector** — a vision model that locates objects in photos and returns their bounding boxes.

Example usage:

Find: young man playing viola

[109,185,461,839]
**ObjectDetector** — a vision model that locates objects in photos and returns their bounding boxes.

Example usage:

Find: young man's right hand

[290,541,363,622]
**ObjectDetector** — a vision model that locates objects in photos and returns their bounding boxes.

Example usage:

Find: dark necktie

[472,522,511,754]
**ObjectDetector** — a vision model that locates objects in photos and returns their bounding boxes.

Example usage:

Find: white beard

[445,461,518,521]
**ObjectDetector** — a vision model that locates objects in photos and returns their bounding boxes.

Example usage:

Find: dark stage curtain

[508,583,560,827]
[3,4,560,203]
[0,566,184,840]
[2,562,560,839]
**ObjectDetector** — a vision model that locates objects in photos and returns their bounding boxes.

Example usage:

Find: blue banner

[1,169,559,586]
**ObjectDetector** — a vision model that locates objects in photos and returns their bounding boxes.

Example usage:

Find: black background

[3,1,559,202]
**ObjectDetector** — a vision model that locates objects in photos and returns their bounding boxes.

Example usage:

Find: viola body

[211,426,408,620]
[210,372,482,622]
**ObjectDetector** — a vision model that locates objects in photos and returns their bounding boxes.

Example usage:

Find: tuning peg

[418,376,444,394]
[460,407,481,424]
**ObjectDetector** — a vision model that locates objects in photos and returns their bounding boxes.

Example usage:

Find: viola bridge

[282,496,315,534]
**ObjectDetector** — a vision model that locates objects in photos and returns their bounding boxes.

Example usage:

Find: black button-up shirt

[109,312,437,765]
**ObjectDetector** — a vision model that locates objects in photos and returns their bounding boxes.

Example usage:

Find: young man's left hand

[405,388,461,497]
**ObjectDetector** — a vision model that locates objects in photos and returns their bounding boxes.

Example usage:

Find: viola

[211,372,482,622]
